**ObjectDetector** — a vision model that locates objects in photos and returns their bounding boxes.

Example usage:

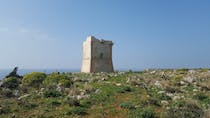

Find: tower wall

[81,37,92,73]
[81,36,114,73]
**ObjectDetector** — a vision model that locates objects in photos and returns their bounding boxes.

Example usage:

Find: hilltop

[0,69,210,118]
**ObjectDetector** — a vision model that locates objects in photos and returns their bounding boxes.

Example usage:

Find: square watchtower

[81,36,114,73]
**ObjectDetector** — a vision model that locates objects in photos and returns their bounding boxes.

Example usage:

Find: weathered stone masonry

[81,36,114,73]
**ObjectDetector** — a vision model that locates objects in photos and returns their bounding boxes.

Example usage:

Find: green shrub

[193,93,209,101]
[84,83,95,94]
[43,73,73,87]
[47,100,61,107]
[140,108,156,118]
[0,105,10,114]
[64,97,80,106]
[156,93,171,101]
[177,68,189,74]
[145,98,161,107]
[2,77,20,89]
[120,102,134,109]
[200,68,209,72]
[173,75,182,81]
[116,86,132,93]
[69,107,87,115]
[161,100,204,118]
[193,93,210,106]
[17,100,38,109]
[22,72,46,88]
[43,90,63,98]
[0,88,14,97]
[129,107,156,118]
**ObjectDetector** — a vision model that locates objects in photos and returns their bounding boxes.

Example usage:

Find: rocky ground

[0,68,210,118]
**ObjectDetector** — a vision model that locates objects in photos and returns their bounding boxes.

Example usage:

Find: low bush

[69,107,87,115]
[144,98,161,107]
[1,77,20,89]
[119,102,134,109]
[0,105,10,114]
[173,75,182,81]
[17,100,38,109]
[140,108,156,118]
[161,100,204,118]
[129,107,156,118]
[193,93,209,101]
[22,72,46,88]
[0,89,14,98]
[47,100,61,107]
[193,93,210,107]
[43,73,73,87]
[43,90,63,98]
[177,68,189,74]
[64,97,80,106]
[116,86,132,93]
[156,93,171,101]
[84,83,95,94]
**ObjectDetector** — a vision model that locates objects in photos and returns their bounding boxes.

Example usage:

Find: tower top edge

[86,36,113,44]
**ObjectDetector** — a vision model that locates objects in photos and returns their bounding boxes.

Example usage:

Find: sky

[0,0,210,70]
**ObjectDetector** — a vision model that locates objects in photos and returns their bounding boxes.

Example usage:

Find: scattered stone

[80,91,85,95]
[154,81,162,87]
[161,100,169,106]
[184,76,194,83]
[69,95,90,100]
[40,88,45,92]
[95,89,101,94]
[189,69,196,74]
[166,93,174,97]
[180,81,185,85]
[158,91,165,94]
[150,71,156,74]
[193,89,198,92]
[13,90,19,97]
[18,94,30,100]
[115,83,121,86]
[101,78,107,81]
[173,96,181,101]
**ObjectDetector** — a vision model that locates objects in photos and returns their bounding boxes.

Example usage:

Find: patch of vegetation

[47,99,61,107]
[161,100,204,118]
[116,86,132,93]
[0,69,210,117]
[1,77,20,89]
[22,72,46,88]
[193,93,210,107]
[43,73,73,87]
[119,101,134,109]
[43,90,63,98]
[64,97,80,106]
[129,107,156,118]
[68,107,87,115]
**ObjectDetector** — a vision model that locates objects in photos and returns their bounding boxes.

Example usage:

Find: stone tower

[81,36,114,73]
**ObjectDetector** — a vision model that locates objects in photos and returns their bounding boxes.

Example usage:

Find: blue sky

[0,0,210,70]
